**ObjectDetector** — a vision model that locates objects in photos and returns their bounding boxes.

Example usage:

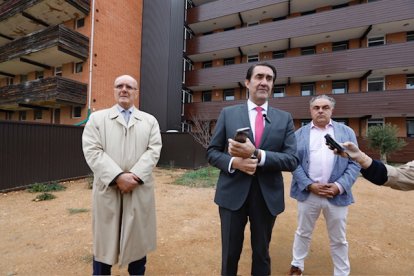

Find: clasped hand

[116,172,140,193]
[228,138,257,175]
[308,183,339,198]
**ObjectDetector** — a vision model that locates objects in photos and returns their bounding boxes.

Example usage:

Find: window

[301,83,315,96]
[273,85,285,98]
[367,77,384,91]
[182,57,193,83]
[183,26,192,51]
[19,111,26,121]
[301,119,311,127]
[75,18,85,29]
[407,31,414,42]
[202,91,212,102]
[223,89,235,101]
[5,111,13,120]
[407,74,414,89]
[332,41,348,51]
[74,62,83,74]
[203,31,213,35]
[367,118,384,133]
[247,54,259,63]
[301,46,315,55]
[72,106,82,118]
[7,77,14,85]
[36,71,44,79]
[224,58,235,66]
[20,74,28,82]
[335,118,349,125]
[368,36,384,47]
[407,118,414,137]
[202,61,212,68]
[34,110,42,120]
[272,50,286,59]
[54,66,62,76]
[332,80,348,94]
[181,89,192,116]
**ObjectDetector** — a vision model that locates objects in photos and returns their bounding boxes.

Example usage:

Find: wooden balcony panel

[185,42,414,88]
[0,24,89,63]
[184,89,414,121]
[0,0,90,20]
[187,0,414,55]
[0,76,87,108]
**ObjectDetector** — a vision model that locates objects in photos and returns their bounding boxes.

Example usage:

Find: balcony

[185,42,414,91]
[184,89,414,121]
[186,0,414,62]
[0,76,87,110]
[0,0,90,46]
[0,24,89,78]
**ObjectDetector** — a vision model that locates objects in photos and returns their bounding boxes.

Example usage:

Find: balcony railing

[185,42,414,90]
[0,76,87,109]
[0,24,89,76]
[184,89,414,121]
[186,0,414,59]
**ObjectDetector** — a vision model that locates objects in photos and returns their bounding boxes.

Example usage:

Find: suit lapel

[240,104,254,141]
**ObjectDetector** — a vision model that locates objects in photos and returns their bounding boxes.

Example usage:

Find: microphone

[263,114,271,124]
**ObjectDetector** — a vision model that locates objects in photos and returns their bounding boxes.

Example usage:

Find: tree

[188,113,214,149]
[366,123,407,164]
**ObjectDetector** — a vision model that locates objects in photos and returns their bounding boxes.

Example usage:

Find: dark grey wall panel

[140,0,184,131]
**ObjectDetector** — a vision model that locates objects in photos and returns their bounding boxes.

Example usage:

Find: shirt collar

[247,99,268,112]
[116,105,134,113]
[311,119,333,129]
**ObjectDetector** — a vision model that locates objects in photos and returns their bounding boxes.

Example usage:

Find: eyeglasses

[114,84,137,91]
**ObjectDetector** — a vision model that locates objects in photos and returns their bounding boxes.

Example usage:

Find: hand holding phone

[324,134,344,153]
[234,127,250,143]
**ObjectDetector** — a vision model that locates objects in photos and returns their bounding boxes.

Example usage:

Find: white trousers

[291,193,350,276]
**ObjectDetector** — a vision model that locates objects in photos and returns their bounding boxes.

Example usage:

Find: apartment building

[0,0,143,125]
[183,0,414,160]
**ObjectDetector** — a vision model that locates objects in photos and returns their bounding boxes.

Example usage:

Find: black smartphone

[234,127,250,143]
[324,134,344,152]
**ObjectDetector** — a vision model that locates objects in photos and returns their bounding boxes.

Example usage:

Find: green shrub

[174,166,219,188]
[33,192,56,201]
[27,181,66,193]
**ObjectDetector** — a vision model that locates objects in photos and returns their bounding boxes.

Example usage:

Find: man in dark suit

[207,62,299,275]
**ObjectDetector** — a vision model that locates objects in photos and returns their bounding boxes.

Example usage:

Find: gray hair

[309,94,336,108]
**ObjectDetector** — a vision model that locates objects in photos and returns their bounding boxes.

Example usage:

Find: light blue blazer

[290,120,360,206]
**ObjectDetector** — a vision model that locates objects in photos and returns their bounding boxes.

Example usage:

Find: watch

[253,148,259,158]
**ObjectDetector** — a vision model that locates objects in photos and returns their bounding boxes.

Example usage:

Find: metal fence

[0,121,208,192]
[0,121,91,192]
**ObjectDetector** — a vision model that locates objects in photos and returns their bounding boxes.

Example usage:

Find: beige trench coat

[82,105,162,266]
[385,160,414,191]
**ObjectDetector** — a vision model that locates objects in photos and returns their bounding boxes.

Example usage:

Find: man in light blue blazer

[288,95,360,276]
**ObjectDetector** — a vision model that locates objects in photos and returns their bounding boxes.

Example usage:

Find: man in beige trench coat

[82,75,162,275]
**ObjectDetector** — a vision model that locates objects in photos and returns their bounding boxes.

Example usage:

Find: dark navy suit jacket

[207,103,298,216]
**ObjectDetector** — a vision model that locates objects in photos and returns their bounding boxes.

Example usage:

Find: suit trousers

[291,193,350,276]
[219,177,276,276]
[93,256,146,275]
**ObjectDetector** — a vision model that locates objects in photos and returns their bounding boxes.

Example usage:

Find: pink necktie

[255,106,264,147]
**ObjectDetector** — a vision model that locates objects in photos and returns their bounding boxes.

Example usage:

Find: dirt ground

[1,168,413,276]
